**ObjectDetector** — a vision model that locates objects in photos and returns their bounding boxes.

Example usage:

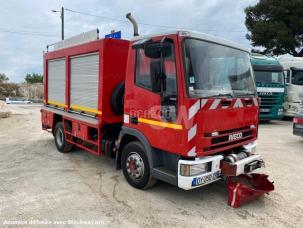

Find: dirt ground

[0,105,302,227]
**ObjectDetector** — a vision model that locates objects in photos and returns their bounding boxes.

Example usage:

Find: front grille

[204,137,254,152]
[204,126,251,137]
[211,130,253,144]
[203,126,254,152]
[258,92,281,108]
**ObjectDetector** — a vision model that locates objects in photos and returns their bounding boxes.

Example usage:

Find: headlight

[243,141,257,154]
[180,163,211,176]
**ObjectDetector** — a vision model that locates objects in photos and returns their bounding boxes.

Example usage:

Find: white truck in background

[278,56,303,117]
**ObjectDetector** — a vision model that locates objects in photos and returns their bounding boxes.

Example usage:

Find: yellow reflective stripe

[138,118,182,130]
[70,105,102,115]
[48,100,67,108]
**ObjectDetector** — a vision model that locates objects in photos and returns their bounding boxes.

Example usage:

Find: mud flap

[226,174,274,208]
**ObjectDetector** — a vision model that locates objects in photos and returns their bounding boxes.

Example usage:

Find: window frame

[284,70,291,84]
[134,39,178,96]
[181,37,254,98]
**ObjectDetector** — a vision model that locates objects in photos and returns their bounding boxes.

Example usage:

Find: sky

[0,0,258,82]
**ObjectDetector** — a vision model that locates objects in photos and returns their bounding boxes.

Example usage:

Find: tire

[110,82,125,115]
[121,141,157,189]
[54,122,73,153]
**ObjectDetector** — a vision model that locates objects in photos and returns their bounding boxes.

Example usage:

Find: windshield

[254,71,284,84]
[183,39,256,98]
[292,70,303,86]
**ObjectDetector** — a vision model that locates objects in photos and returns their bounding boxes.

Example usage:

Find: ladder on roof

[47,29,99,52]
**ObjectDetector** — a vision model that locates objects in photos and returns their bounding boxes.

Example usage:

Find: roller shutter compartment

[47,58,66,108]
[70,53,99,116]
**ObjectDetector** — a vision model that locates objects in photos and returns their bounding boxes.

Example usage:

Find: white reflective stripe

[187,146,196,157]
[209,99,221,110]
[201,99,208,109]
[257,87,285,93]
[188,124,197,141]
[123,114,129,124]
[231,183,240,207]
[233,98,243,108]
[189,100,201,120]
[253,98,259,106]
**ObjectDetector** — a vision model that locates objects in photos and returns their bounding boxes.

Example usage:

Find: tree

[0,78,21,99]
[25,73,43,84]
[245,0,303,56]
[0,73,9,83]
[0,83,21,99]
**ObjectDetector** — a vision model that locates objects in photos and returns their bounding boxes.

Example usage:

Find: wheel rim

[55,128,64,147]
[126,152,145,180]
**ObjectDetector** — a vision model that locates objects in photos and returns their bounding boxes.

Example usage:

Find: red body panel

[192,98,258,156]
[41,109,54,130]
[44,38,130,125]
[294,116,303,124]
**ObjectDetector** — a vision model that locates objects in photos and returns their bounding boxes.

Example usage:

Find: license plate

[260,108,270,113]
[191,171,220,187]
[295,124,303,129]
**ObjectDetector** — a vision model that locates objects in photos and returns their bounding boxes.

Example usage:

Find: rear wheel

[54,122,73,153]
[121,141,157,189]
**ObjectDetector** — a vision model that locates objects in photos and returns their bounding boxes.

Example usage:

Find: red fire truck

[41,14,265,191]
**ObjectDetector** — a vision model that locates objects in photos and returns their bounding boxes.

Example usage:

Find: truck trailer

[278,56,303,117]
[41,14,267,192]
[250,54,285,120]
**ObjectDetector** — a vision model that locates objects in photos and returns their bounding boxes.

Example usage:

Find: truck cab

[278,56,303,117]
[250,54,285,120]
[121,31,261,189]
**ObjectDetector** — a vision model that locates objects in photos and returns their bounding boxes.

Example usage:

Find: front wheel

[54,122,73,153]
[121,141,157,189]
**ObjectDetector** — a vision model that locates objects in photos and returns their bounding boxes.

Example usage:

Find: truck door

[125,38,183,153]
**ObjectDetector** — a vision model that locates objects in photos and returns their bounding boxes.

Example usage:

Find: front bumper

[293,124,303,137]
[178,155,223,190]
[177,141,263,190]
[259,106,284,120]
[284,103,301,117]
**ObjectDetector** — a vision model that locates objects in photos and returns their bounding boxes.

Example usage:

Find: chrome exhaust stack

[126,13,139,36]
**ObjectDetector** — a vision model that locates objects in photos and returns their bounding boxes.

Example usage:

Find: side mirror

[144,42,172,59]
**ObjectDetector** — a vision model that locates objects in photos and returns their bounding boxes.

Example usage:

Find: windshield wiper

[207,93,234,98]
[234,93,256,97]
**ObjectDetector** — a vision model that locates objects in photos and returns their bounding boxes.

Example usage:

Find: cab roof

[131,30,249,53]
[251,53,281,66]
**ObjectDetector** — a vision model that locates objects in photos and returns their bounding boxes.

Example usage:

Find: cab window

[135,41,177,95]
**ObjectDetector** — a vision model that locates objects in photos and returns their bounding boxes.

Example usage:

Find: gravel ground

[0,105,302,227]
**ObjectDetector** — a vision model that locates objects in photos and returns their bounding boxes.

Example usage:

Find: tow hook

[244,159,265,173]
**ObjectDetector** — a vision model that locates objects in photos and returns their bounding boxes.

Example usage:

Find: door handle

[130,116,138,125]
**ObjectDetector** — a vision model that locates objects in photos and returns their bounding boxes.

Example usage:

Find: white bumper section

[178,155,223,190]
[178,141,262,190]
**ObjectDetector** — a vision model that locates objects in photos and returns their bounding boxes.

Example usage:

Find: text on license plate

[192,171,220,187]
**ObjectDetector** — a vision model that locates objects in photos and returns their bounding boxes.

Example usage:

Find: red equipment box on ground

[227,174,274,208]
